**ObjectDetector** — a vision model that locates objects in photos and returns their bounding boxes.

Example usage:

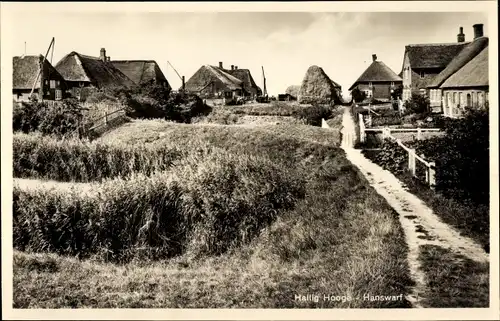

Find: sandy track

[337,107,489,308]
[14,178,98,196]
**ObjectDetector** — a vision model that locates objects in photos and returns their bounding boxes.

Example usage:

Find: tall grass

[13,148,305,262]
[13,132,184,182]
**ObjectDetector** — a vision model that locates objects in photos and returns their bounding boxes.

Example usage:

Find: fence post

[428,162,436,189]
[408,149,416,176]
[417,127,422,140]
[359,114,366,143]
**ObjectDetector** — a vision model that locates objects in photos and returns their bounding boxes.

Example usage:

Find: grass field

[13,116,413,308]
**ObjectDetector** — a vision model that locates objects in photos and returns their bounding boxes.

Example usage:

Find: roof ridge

[406,42,471,47]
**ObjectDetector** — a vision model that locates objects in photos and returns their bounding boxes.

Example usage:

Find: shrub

[293,104,335,126]
[13,149,305,262]
[13,99,85,137]
[351,88,367,103]
[403,93,430,115]
[13,132,184,182]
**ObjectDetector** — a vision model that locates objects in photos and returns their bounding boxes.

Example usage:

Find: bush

[293,104,335,126]
[13,99,85,137]
[13,132,184,182]
[403,93,430,115]
[13,149,305,262]
[351,88,367,103]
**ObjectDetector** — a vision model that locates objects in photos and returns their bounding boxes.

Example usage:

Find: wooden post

[359,114,366,143]
[417,127,422,140]
[408,149,416,176]
[428,162,436,189]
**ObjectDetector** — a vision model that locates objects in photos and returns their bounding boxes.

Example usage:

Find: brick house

[400,27,469,103]
[349,54,402,102]
[13,55,67,102]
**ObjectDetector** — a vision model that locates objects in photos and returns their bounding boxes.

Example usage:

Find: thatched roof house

[184,63,244,98]
[13,55,67,102]
[349,55,402,101]
[226,65,262,97]
[111,60,171,89]
[427,36,488,89]
[298,65,340,105]
[441,46,488,89]
[400,27,471,101]
[55,49,136,90]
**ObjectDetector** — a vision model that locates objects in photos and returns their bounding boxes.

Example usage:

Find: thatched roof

[226,68,261,95]
[111,60,171,89]
[427,37,488,88]
[349,60,402,91]
[441,46,488,88]
[184,65,243,92]
[331,80,341,89]
[13,55,64,90]
[55,52,136,89]
[298,65,339,104]
[405,42,470,69]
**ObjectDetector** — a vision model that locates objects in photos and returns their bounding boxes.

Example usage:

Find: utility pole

[30,37,55,101]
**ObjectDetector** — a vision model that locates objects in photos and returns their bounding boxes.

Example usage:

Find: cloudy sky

[4,8,489,97]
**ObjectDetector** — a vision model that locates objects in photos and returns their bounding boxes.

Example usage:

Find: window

[420,71,425,78]
[478,92,484,106]
[56,80,60,87]
[466,93,471,107]
[44,80,49,86]
[55,89,62,101]
[369,82,373,88]
[50,80,56,89]
[472,92,477,106]
[391,82,395,87]
[459,92,463,106]
[453,92,457,104]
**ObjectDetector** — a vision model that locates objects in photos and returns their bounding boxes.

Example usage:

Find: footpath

[337,107,489,308]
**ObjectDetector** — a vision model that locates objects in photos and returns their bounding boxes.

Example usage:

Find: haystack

[298,66,338,104]
[285,85,300,99]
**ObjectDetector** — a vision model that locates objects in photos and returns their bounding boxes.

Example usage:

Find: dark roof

[226,68,261,94]
[349,60,402,90]
[13,55,64,90]
[55,52,136,89]
[441,46,488,88]
[110,60,171,89]
[184,65,243,92]
[405,42,470,69]
[428,37,488,88]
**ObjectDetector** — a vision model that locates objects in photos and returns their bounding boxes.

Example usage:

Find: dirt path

[338,107,489,308]
[14,178,98,196]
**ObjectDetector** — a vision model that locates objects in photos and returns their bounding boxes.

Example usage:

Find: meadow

[13,109,413,308]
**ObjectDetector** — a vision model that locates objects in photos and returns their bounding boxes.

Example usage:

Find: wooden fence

[359,114,437,189]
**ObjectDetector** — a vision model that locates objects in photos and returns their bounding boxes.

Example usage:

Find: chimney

[231,65,234,70]
[372,54,377,62]
[457,26,465,43]
[219,62,223,69]
[473,24,484,39]
[100,48,107,62]
[107,56,111,62]
[235,66,238,70]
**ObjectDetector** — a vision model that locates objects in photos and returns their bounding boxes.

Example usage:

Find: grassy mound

[13,132,184,182]
[13,148,305,262]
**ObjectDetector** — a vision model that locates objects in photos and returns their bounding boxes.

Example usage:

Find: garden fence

[359,114,437,189]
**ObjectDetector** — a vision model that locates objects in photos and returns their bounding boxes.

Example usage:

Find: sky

[5,10,489,98]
